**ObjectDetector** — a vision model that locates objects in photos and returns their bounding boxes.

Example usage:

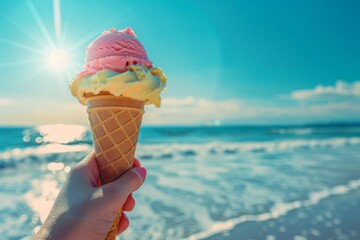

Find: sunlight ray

[0,14,44,47]
[0,58,44,68]
[59,5,74,44]
[68,60,84,69]
[26,0,55,48]
[24,64,50,81]
[66,65,82,77]
[0,38,44,55]
[63,69,73,81]
[67,22,112,52]
[53,0,61,41]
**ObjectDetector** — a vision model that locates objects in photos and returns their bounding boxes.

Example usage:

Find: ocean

[0,124,359,240]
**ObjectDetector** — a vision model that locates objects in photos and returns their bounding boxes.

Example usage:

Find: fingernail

[134,167,147,179]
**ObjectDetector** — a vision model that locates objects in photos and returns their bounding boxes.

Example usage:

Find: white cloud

[143,95,360,125]
[0,98,12,106]
[143,97,243,125]
[291,80,360,101]
[0,99,88,125]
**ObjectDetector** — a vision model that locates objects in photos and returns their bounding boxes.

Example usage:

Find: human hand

[34,152,147,240]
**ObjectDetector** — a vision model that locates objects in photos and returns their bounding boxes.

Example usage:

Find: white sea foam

[138,137,360,159]
[276,128,314,135]
[0,144,91,168]
[0,144,90,159]
[1,137,359,168]
[186,179,360,240]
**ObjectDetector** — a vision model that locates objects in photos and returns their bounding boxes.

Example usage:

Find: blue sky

[0,0,360,125]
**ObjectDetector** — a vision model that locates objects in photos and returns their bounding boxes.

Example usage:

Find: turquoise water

[0,124,360,240]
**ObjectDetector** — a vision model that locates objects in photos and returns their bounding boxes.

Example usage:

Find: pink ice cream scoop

[78,27,153,78]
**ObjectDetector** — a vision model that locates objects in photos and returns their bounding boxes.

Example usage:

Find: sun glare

[48,49,69,70]
[37,124,87,144]
[1,1,88,76]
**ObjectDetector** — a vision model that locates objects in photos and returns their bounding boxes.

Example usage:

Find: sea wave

[137,137,360,159]
[186,178,360,240]
[1,137,360,169]
[0,144,91,169]
[271,126,360,135]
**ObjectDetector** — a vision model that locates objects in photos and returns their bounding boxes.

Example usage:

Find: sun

[48,48,69,70]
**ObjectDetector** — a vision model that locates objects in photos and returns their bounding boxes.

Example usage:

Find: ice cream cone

[86,93,144,240]
[70,27,167,240]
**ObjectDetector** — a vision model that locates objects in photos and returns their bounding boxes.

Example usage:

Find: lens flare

[48,49,69,70]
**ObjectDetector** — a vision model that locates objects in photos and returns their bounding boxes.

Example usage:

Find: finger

[117,213,129,235]
[123,194,135,212]
[75,151,98,172]
[133,157,141,167]
[102,166,147,205]
[68,151,99,186]
[76,151,100,187]
[80,151,96,165]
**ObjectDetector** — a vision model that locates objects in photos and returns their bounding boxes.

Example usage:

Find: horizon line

[1,121,360,128]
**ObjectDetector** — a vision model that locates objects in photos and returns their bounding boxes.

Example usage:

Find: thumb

[101,166,147,206]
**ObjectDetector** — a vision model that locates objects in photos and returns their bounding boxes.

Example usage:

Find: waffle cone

[86,94,144,240]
